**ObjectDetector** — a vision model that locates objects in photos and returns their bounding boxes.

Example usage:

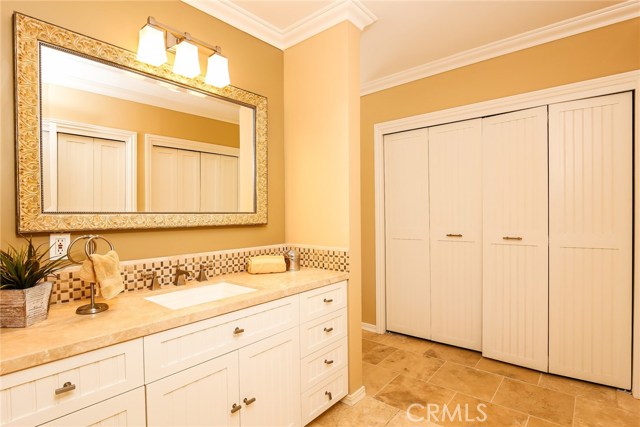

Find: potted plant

[0,237,70,327]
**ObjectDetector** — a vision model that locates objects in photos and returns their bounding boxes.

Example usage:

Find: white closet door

[92,138,126,211]
[548,92,632,389]
[150,146,179,211]
[201,153,238,212]
[482,106,548,371]
[57,133,94,211]
[428,119,482,351]
[384,129,430,339]
[177,150,201,212]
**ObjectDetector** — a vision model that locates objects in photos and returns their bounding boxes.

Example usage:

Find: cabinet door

[38,387,146,427]
[146,352,240,427]
[548,92,632,389]
[428,119,482,351]
[239,328,301,427]
[482,106,549,371]
[383,129,431,339]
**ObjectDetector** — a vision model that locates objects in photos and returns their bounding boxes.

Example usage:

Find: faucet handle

[197,264,210,282]
[145,271,162,290]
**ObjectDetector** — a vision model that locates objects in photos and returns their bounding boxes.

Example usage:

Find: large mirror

[14,13,267,232]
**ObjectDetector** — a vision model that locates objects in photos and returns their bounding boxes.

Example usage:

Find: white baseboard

[361,322,377,333]
[341,385,366,406]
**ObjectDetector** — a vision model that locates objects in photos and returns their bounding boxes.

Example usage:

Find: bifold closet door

[482,106,549,371]
[384,129,430,339]
[548,92,632,389]
[428,119,482,350]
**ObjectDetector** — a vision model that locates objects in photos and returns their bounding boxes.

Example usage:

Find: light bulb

[173,40,200,78]
[205,53,230,87]
[136,25,167,67]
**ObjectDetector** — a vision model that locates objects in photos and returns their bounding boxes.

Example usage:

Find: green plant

[0,237,70,290]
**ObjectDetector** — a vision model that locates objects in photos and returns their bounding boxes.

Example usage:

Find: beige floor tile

[363,338,381,353]
[573,397,640,427]
[375,374,455,412]
[616,390,640,413]
[385,410,444,427]
[526,417,563,427]
[363,362,399,396]
[492,379,575,427]
[379,333,435,354]
[538,374,617,405]
[428,362,503,401]
[363,329,387,342]
[475,358,541,384]
[313,397,398,427]
[378,349,445,382]
[423,342,482,367]
[363,342,398,365]
[436,393,527,427]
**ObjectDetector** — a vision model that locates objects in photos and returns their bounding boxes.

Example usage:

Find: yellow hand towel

[247,255,286,274]
[78,259,96,283]
[89,250,124,300]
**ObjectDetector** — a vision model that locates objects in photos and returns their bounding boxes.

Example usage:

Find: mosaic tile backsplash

[50,244,349,304]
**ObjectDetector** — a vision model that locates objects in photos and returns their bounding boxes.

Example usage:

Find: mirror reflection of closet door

[57,133,126,212]
[201,154,238,212]
[150,146,201,212]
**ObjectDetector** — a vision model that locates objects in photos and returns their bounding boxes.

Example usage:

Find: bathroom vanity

[0,269,348,427]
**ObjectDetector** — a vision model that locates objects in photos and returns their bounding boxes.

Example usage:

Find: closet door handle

[230,403,242,414]
[502,236,523,241]
[243,397,256,405]
[446,234,463,237]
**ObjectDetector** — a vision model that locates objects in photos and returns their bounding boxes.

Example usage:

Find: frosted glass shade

[173,40,200,78]
[205,53,230,87]
[136,25,167,66]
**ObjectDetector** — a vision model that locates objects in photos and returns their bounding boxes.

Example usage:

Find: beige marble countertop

[0,268,348,376]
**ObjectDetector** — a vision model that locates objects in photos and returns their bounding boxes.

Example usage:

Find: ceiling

[184,0,638,94]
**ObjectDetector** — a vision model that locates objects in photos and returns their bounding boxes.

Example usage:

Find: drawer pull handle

[324,359,334,365]
[502,236,523,241]
[55,381,76,395]
[233,327,245,335]
[324,327,334,333]
[446,233,463,237]
[323,298,334,303]
[230,403,242,414]
[325,391,333,401]
[243,397,256,405]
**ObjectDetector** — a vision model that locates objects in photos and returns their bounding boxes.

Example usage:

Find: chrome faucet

[174,265,191,286]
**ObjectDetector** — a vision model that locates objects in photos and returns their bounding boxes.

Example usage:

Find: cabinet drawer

[0,339,144,427]
[300,309,347,357]
[301,337,347,391]
[38,387,146,426]
[299,281,347,323]
[145,295,299,382]
[301,367,348,426]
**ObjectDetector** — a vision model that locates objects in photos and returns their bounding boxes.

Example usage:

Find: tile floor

[308,330,640,427]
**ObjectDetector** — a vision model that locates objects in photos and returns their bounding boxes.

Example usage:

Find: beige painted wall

[43,83,240,209]
[1,1,284,260]
[284,22,363,393]
[360,18,640,325]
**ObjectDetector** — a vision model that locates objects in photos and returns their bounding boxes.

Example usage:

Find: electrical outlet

[50,233,71,259]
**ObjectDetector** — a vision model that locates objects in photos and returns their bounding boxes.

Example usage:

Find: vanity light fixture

[136,16,230,87]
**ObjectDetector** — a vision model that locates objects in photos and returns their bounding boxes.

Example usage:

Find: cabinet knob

[233,327,245,335]
[324,359,334,365]
[55,381,76,395]
[323,298,334,303]
[446,233,463,237]
[230,403,242,414]
[243,397,256,405]
[325,391,333,401]
[323,327,334,333]
[502,236,523,241]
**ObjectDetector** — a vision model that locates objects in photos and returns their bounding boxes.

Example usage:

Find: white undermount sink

[144,282,257,310]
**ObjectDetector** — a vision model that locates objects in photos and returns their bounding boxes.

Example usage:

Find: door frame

[373,70,640,396]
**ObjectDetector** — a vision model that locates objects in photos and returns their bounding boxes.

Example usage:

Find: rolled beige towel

[247,255,286,274]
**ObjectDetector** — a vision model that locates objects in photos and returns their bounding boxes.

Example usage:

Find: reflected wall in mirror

[14,13,267,232]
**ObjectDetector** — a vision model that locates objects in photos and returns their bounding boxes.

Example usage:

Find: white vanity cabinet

[0,339,144,427]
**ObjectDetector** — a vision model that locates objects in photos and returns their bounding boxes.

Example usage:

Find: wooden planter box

[0,282,53,328]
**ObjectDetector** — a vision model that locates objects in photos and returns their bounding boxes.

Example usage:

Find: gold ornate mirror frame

[14,13,267,232]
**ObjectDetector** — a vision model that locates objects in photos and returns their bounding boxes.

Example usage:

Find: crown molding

[361,0,640,96]
[182,0,376,50]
